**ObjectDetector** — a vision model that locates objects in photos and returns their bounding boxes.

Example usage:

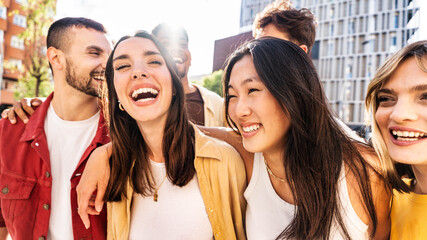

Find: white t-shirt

[129,160,213,240]
[44,104,100,240]
[244,152,368,240]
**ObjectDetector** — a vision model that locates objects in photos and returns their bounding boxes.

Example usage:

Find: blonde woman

[366,40,427,239]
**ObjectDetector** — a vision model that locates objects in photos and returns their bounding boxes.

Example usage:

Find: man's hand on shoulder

[1,98,44,124]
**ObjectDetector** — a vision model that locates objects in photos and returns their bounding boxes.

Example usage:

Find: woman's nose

[132,69,149,80]
[389,98,418,123]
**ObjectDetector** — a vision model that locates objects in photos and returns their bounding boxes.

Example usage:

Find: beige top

[192,84,225,127]
[107,126,247,240]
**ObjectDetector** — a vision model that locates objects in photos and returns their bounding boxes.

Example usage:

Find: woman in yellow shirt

[366,40,427,239]
[99,31,246,239]
[78,37,391,240]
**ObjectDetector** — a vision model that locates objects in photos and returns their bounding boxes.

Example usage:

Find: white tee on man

[44,104,100,240]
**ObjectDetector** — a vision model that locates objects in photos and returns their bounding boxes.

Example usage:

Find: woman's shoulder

[345,142,392,239]
[347,142,390,202]
[193,125,248,181]
[354,143,382,171]
[194,126,241,160]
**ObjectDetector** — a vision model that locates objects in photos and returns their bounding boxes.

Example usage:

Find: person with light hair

[365,40,427,239]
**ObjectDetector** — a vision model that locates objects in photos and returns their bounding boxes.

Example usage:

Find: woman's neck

[263,150,286,179]
[263,149,295,204]
[412,165,427,194]
[137,119,166,163]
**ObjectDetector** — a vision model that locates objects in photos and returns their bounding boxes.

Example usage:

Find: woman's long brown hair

[224,37,382,239]
[103,31,195,201]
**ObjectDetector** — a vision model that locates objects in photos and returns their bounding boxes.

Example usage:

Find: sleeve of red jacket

[0,119,5,227]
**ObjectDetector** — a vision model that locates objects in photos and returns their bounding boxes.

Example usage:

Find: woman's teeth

[392,130,426,141]
[131,88,159,101]
[243,124,260,133]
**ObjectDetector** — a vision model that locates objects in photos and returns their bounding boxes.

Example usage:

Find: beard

[65,59,99,97]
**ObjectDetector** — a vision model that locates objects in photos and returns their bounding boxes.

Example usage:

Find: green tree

[14,0,56,99]
[202,70,224,97]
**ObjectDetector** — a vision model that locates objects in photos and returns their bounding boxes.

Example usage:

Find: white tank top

[244,153,368,240]
[129,160,213,240]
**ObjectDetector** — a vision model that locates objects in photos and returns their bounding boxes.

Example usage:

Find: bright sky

[55,0,242,76]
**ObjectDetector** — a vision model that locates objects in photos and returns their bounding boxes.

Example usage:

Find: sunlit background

[56,0,242,76]
[1,0,427,132]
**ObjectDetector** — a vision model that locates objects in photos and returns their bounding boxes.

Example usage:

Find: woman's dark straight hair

[103,31,195,201]
[223,37,381,239]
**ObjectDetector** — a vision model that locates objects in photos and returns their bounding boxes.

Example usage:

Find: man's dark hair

[151,23,189,43]
[47,17,107,50]
[254,0,317,54]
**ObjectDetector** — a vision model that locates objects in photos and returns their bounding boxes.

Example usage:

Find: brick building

[0,0,29,112]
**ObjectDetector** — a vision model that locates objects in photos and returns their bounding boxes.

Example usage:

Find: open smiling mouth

[173,57,184,64]
[131,88,159,102]
[391,130,427,141]
[242,124,261,133]
[91,72,105,81]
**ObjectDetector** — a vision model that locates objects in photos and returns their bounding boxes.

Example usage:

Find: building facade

[236,0,425,126]
[212,31,253,72]
[240,0,275,32]
[0,0,28,112]
[301,0,422,126]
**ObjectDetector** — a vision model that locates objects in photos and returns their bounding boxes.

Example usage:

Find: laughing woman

[77,37,390,239]
[102,31,246,240]
[365,40,427,239]
[222,37,390,239]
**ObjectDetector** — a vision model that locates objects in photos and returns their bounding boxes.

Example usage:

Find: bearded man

[0,17,111,240]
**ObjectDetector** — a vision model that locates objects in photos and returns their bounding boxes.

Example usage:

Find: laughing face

[112,37,173,127]
[375,56,427,165]
[153,28,191,79]
[227,54,290,156]
[64,27,111,97]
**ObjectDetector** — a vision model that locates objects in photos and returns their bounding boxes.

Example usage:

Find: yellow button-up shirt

[107,126,247,240]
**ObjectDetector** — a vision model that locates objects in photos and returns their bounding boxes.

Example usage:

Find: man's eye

[90,51,100,56]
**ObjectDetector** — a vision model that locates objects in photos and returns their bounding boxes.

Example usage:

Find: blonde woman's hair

[365,40,427,192]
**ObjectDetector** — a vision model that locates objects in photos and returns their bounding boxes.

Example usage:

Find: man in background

[152,23,225,127]
[253,0,316,54]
